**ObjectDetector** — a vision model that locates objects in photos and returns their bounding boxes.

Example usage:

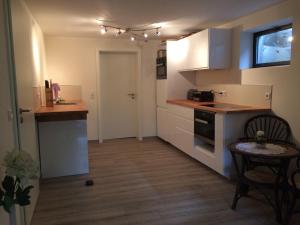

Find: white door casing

[96,49,143,142]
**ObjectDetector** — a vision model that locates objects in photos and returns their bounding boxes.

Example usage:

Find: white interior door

[100,52,138,140]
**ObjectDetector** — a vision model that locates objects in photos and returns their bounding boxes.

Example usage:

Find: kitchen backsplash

[34,85,82,107]
[197,84,272,108]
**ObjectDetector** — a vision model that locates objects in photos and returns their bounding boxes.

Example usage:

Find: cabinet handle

[195,118,209,124]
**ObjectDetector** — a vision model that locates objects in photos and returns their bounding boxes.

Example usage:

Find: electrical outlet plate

[265,92,271,100]
[220,91,227,97]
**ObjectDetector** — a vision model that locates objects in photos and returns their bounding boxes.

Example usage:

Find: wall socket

[218,90,227,97]
[265,92,272,100]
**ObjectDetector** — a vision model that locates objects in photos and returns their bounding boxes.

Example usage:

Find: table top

[229,140,300,159]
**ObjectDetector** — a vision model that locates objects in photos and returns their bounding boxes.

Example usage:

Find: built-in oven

[194,109,215,146]
[156,56,167,79]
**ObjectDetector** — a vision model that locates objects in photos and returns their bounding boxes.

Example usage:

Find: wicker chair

[231,114,296,223]
[244,114,292,143]
[242,114,296,167]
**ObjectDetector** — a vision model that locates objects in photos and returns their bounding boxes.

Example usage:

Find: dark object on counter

[45,80,49,89]
[85,179,94,186]
[187,89,198,100]
[187,89,214,102]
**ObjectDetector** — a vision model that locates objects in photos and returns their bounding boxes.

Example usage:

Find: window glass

[254,25,292,67]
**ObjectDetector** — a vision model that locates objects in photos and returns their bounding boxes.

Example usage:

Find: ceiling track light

[99,23,162,40]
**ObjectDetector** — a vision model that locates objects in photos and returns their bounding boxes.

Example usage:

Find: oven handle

[195,118,209,124]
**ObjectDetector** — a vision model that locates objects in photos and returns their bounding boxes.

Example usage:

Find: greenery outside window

[253,24,293,68]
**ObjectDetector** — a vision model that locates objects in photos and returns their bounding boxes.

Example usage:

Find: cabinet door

[157,107,170,142]
[196,29,209,69]
[181,30,209,70]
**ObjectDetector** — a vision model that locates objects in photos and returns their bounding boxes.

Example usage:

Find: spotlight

[288,36,294,42]
[156,28,161,36]
[100,26,107,34]
[117,29,122,36]
[144,33,148,38]
[131,36,135,41]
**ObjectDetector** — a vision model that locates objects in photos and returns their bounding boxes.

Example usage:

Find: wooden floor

[31,138,298,225]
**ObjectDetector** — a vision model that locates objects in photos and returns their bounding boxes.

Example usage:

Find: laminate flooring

[31,137,300,225]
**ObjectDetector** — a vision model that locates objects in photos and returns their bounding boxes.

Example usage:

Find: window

[253,24,293,67]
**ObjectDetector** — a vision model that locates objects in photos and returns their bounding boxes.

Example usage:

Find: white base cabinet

[157,103,261,178]
[38,120,89,178]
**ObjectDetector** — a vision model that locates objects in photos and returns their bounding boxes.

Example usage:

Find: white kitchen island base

[38,120,89,178]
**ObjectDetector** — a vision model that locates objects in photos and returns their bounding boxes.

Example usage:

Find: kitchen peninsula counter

[35,100,89,178]
[35,101,88,122]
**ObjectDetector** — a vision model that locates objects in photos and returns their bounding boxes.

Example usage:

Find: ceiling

[24,0,284,39]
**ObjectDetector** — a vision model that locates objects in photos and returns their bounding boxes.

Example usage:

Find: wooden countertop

[35,101,88,122]
[167,99,271,113]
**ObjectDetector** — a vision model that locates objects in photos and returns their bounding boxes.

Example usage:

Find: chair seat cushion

[244,168,280,184]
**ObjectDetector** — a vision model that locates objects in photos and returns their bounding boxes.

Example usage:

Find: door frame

[96,48,143,142]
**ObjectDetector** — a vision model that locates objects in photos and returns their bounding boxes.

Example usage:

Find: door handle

[19,108,31,124]
[19,108,31,114]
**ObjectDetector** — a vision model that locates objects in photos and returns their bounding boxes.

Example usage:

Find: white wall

[45,36,159,140]
[196,0,300,143]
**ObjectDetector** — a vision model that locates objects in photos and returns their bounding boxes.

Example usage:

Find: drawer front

[174,127,194,156]
[167,104,194,120]
[175,115,194,133]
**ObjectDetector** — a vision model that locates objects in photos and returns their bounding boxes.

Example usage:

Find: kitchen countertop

[167,99,271,113]
[35,101,88,122]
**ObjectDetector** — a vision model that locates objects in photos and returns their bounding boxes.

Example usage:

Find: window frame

[253,23,292,68]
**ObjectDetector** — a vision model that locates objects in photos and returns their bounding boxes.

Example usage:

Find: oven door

[194,110,215,145]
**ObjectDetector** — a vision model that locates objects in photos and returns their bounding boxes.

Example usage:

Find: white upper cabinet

[168,28,231,71]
